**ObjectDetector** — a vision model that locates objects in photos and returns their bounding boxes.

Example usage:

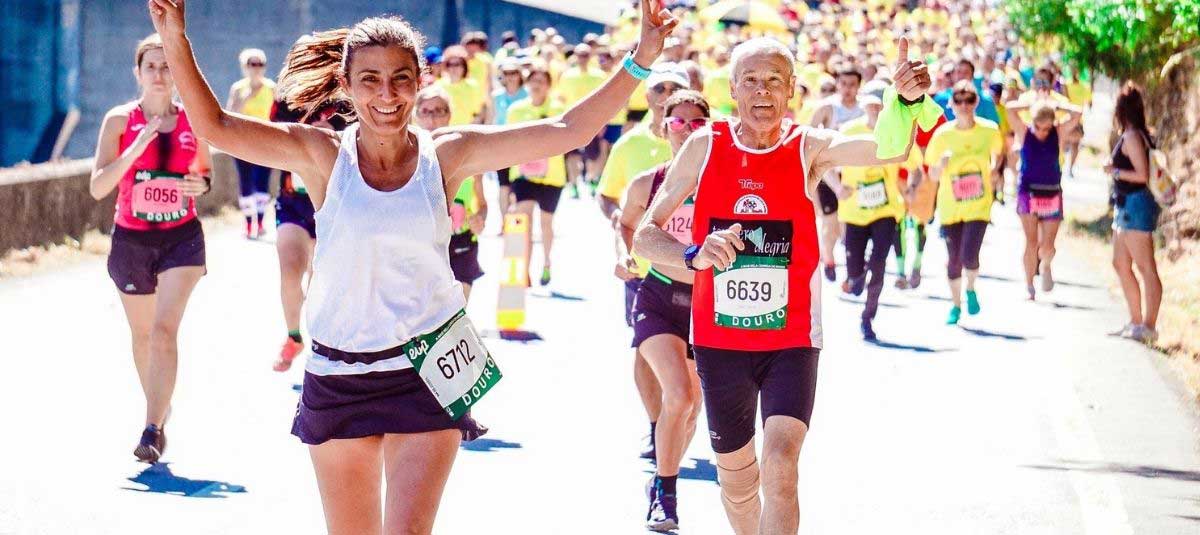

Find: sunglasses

[651,83,679,95]
[417,108,449,117]
[446,61,467,68]
[246,62,265,68]
[665,117,708,132]
[952,94,978,104]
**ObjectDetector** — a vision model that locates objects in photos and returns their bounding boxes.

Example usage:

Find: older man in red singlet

[633,36,933,534]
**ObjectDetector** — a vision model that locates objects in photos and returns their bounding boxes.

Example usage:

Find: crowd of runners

[85,0,1168,533]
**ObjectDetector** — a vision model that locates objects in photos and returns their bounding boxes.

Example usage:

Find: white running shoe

[1108,323,1135,337]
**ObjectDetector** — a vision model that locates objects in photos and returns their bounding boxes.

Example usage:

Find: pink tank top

[114,103,200,231]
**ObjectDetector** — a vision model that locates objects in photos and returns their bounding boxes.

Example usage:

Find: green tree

[1005,0,1200,82]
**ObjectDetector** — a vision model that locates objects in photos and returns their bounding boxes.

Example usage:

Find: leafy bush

[1005,0,1200,82]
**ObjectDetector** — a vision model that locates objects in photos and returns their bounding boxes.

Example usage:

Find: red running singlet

[690,120,822,350]
[114,103,200,231]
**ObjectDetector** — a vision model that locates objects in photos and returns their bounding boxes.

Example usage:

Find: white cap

[646,62,691,90]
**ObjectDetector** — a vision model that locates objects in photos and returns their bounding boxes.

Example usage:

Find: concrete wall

[0,153,240,253]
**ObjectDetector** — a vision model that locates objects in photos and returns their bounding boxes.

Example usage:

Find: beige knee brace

[718,459,762,518]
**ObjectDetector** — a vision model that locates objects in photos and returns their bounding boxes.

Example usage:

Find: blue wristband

[622,53,651,81]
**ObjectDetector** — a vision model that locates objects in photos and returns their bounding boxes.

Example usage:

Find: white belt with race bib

[404,309,502,420]
[857,179,888,209]
[710,218,792,330]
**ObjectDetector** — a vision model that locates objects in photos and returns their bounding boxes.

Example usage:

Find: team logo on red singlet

[733,194,768,214]
[178,132,197,152]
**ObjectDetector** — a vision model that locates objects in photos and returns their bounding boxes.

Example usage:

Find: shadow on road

[959,327,1032,341]
[123,463,247,498]
[461,438,523,452]
[480,329,544,342]
[868,338,954,353]
[1024,460,1200,483]
[1043,301,1098,311]
[529,289,586,301]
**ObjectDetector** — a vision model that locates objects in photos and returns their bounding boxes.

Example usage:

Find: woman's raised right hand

[148,0,187,37]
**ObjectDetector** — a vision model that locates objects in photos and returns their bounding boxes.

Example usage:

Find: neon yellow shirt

[232,78,276,120]
[468,52,493,94]
[1066,81,1092,108]
[555,65,606,107]
[437,77,485,126]
[837,118,910,226]
[704,65,736,117]
[598,118,671,201]
[628,82,649,113]
[927,119,1003,224]
[506,98,567,187]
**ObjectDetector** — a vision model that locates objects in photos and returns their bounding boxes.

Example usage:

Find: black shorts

[497,167,512,187]
[448,232,484,284]
[816,182,839,215]
[603,124,623,145]
[569,131,603,161]
[694,346,820,454]
[627,109,648,123]
[276,192,316,239]
[624,277,641,327]
[512,180,564,213]
[631,272,694,359]
[107,219,207,295]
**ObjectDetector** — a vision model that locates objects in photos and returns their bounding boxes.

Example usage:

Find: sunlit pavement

[2,166,1198,534]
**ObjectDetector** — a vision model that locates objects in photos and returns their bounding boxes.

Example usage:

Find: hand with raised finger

[633,0,680,67]
[147,0,186,37]
[892,36,930,102]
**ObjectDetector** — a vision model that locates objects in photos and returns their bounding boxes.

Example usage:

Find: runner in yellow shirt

[506,63,566,287]
[557,44,608,198]
[1063,68,1092,177]
[462,31,494,97]
[835,95,916,340]
[597,63,685,463]
[437,46,487,126]
[225,48,276,238]
[927,81,1004,325]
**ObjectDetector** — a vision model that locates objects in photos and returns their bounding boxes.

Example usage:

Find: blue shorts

[603,124,623,145]
[1113,189,1160,233]
[276,193,316,239]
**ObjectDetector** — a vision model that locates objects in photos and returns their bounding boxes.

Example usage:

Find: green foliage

[1005,0,1200,81]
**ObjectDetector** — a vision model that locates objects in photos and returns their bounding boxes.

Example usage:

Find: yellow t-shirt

[555,66,607,107]
[233,78,276,120]
[704,65,736,117]
[926,119,1003,225]
[506,98,567,187]
[837,118,910,226]
[597,119,672,201]
[437,77,485,126]
[1066,81,1092,108]
[468,52,493,94]
[627,82,649,113]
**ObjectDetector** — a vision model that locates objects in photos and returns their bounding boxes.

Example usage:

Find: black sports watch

[683,244,701,271]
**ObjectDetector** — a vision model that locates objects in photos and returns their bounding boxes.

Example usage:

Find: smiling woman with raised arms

[146,1,676,533]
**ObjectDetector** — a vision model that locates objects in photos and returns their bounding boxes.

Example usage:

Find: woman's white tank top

[306,123,465,365]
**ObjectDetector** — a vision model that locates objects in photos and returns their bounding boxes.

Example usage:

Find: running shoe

[861,318,877,341]
[1126,324,1159,344]
[1026,286,1036,301]
[823,264,836,282]
[245,221,255,240]
[848,275,865,297]
[895,277,910,290]
[133,424,165,464]
[257,225,268,239]
[639,433,656,460]
[646,478,679,532]
[966,290,981,315]
[274,338,304,372]
[539,267,552,286]
[947,305,962,325]
[568,183,580,199]
[908,270,922,289]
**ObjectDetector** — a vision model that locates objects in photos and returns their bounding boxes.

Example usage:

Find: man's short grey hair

[730,38,796,77]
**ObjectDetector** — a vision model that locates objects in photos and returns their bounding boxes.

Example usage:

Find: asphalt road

[1,162,1198,534]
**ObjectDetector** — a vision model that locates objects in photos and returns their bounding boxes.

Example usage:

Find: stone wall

[0,153,240,253]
